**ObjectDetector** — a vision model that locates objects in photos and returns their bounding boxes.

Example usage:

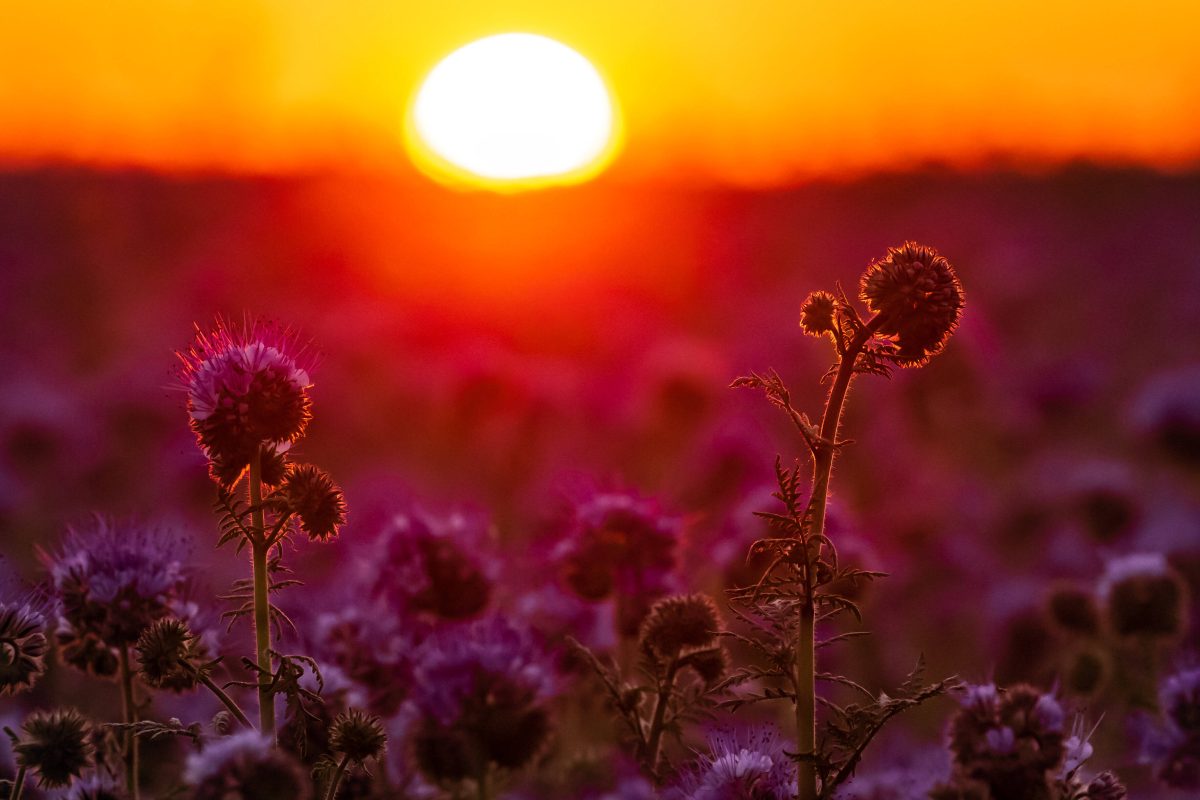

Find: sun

[406,33,620,191]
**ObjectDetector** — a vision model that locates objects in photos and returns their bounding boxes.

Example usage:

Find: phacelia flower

[65,773,124,800]
[799,290,838,337]
[665,726,795,800]
[14,707,95,789]
[311,605,414,718]
[1162,666,1200,734]
[410,616,554,783]
[945,683,1067,800]
[1134,666,1200,789]
[555,491,680,637]
[1097,553,1187,639]
[135,617,204,692]
[367,509,493,621]
[859,241,964,366]
[269,463,346,542]
[178,319,314,487]
[329,708,388,764]
[639,593,720,660]
[47,518,190,653]
[185,729,311,800]
[0,596,48,696]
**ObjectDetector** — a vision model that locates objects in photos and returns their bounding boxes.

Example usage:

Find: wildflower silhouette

[729,242,964,800]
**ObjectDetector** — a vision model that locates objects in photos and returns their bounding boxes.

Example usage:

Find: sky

[1,1,1198,185]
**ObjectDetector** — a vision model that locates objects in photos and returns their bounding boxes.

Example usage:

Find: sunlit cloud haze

[1,1,1198,184]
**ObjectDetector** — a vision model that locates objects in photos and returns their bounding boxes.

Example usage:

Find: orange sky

[1,1,1198,185]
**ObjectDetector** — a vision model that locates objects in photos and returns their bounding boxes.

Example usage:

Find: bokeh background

[1,2,1199,796]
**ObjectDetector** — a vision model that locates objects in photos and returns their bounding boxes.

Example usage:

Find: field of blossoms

[0,166,1198,799]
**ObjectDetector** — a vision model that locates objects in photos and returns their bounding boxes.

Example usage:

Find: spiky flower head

[178,318,314,487]
[135,618,204,692]
[0,598,48,696]
[859,241,964,366]
[330,708,387,764]
[269,463,346,542]
[665,726,795,800]
[1098,553,1187,639]
[185,729,311,800]
[14,707,95,789]
[410,616,554,781]
[799,290,838,337]
[47,518,190,651]
[639,593,720,660]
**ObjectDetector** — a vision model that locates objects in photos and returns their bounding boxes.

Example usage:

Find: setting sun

[406,33,620,190]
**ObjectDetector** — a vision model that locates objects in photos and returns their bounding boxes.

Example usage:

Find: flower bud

[14,708,94,788]
[799,291,838,337]
[639,593,720,660]
[329,708,387,764]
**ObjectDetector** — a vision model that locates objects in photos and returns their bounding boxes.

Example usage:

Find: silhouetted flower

[269,463,346,542]
[799,290,838,337]
[185,729,311,800]
[47,518,190,655]
[665,726,795,800]
[639,593,720,659]
[367,509,493,621]
[14,707,94,789]
[409,616,554,783]
[329,708,387,764]
[0,596,47,696]
[135,618,204,692]
[860,241,964,366]
[555,491,680,637]
[178,319,314,487]
[1098,553,1187,639]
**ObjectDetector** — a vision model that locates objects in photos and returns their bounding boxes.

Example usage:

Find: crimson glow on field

[406,33,620,191]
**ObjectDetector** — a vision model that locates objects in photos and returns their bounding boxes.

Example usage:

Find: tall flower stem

[118,645,140,800]
[184,662,252,728]
[249,449,275,739]
[323,755,350,800]
[644,659,680,780]
[795,319,879,800]
[10,766,26,800]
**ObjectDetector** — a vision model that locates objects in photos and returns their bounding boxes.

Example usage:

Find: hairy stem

[185,663,252,729]
[10,766,26,800]
[118,645,140,800]
[644,659,680,780]
[249,449,275,739]
[323,754,350,800]
[795,319,880,800]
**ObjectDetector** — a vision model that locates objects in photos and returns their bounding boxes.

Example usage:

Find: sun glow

[407,33,620,191]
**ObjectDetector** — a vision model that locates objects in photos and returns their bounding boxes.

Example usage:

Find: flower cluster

[408,616,555,785]
[554,491,680,637]
[1135,665,1200,789]
[664,727,795,800]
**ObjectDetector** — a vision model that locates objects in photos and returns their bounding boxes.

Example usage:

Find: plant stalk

[323,754,350,800]
[118,645,140,800]
[10,766,26,800]
[249,449,275,739]
[795,320,879,800]
[644,659,679,780]
[185,662,252,728]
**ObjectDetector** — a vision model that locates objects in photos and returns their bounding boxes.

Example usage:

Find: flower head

[799,290,838,337]
[1098,553,1187,639]
[65,774,124,800]
[0,594,47,696]
[185,729,311,800]
[269,463,346,542]
[639,593,720,659]
[329,707,388,764]
[410,616,554,782]
[178,319,314,486]
[666,726,795,800]
[14,707,94,789]
[135,617,205,692]
[47,518,190,651]
[860,241,964,366]
[310,605,414,717]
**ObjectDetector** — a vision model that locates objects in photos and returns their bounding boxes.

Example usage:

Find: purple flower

[1097,552,1187,639]
[0,575,48,696]
[177,319,314,486]
[1136,665,1200,789]
[553,490,680,636]
[46,517,191,653]
[366,508,494,621]
[665,726,795,800]
[409,616,554,782]
[185,729,311,800]
[309,604,414,718]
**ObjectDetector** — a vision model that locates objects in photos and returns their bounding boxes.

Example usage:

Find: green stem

[186,663,252,728]
[249,449,275,739]
[118,645,140,800]
[10,766,26,800]
[323,754,350,800]
[795,319,880,800]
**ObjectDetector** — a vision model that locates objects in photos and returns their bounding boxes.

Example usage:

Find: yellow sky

[1,1,1198,185]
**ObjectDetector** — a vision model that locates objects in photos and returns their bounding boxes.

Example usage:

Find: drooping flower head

[860,241,964,366]
[366,508,494,621]
[178,318,315,487]
[409,616,555,783]
[665,726,795,800]
[185,729,311,800]
[555,491,681,637]
[46,518,191,655]
[14,707,95,789]
[945,683,1067,800]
